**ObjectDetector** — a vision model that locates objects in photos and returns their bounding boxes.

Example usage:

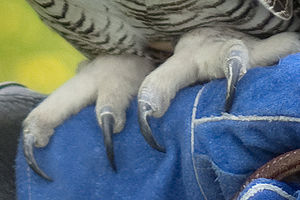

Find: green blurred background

[0,0,84,93]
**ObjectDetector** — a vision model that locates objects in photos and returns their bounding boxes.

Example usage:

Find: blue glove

[16,53,300,200]
[237,178,300,200]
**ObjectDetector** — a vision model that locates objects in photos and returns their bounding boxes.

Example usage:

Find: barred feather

[26,0,300,60]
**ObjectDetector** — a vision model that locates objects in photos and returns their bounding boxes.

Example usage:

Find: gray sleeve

[0,82,45,199]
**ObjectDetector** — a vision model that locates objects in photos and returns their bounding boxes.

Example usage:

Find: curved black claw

[23,133,53,181]
[138,101,166,153]
[225,58,243,112]
[101,113,117,171]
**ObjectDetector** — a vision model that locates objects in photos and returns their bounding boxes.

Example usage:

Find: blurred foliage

[0,0,84,93]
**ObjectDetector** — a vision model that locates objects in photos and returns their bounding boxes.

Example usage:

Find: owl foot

[138,27,300,151]
[23,55,154,180]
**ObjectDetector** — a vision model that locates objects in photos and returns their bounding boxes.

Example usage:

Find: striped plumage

[27,0,300,60]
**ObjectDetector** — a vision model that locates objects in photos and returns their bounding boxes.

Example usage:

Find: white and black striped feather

[258,0,293,20]
[26,0,300,60]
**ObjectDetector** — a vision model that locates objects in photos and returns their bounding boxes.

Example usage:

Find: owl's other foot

[138,27,300,151]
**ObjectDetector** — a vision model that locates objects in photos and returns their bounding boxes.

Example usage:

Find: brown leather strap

[233,149,300,199]
[242,149,300,191]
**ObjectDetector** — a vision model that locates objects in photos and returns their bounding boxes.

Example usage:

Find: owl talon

[138,100,166,153]
[100,111,117,171]
[224,53,245,112]
[23,133,53,181]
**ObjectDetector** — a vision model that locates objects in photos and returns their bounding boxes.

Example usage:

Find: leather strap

[235,149,300,199]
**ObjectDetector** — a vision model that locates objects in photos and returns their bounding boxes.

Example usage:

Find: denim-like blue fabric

[237,178,300,200]
[16,53,300,200]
